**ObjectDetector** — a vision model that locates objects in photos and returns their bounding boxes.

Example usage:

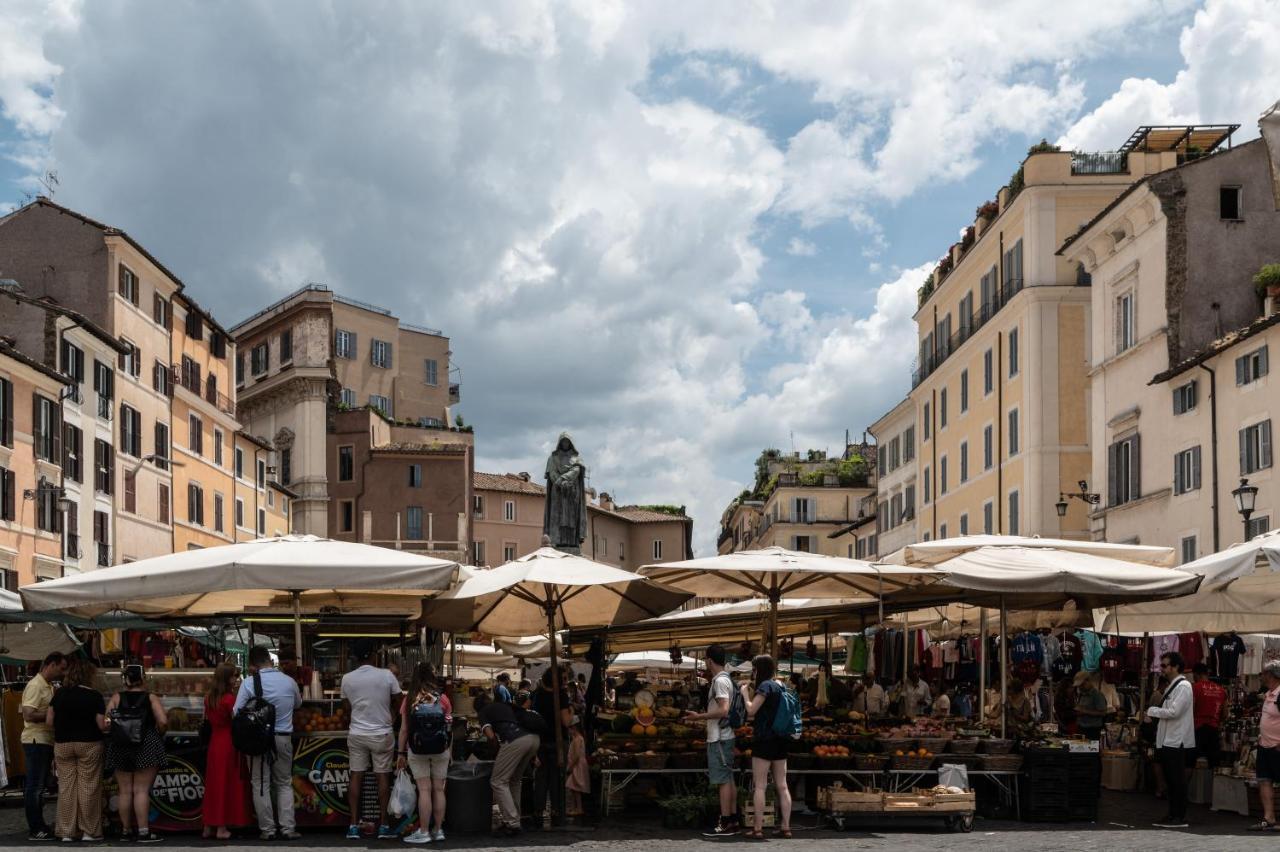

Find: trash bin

[445,760,494,833]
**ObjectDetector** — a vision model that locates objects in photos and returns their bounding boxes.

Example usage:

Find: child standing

[565,717,590,817]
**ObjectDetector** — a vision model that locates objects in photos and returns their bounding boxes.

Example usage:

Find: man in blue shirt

[234,646,303,841]
[494,673,514,704]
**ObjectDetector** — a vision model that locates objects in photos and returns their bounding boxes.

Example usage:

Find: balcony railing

[96,543,111,567]
[65,534,81,560]
[97,395,112,420]
[448,383,460,404]
[171,366,235,417]
[63,384,83,405]
[1071,151,1128,175]
[912,278,1023,388]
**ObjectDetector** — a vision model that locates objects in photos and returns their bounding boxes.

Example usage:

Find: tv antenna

[38,171,59,197]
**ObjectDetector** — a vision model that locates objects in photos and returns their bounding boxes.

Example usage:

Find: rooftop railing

[912,278,1023,388]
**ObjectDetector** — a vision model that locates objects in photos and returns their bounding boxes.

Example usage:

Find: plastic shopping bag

[938,763,969,790]
[389,769,416,819]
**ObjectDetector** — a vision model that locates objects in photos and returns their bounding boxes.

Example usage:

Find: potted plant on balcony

[1255,263,1280,311]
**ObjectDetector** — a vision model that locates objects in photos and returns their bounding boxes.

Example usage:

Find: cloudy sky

[2,0,1278,554]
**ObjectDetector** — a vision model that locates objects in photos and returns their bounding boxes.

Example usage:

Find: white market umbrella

[21,534,461,662]
[422,546,693,804]
[0,590,79,661]
[1096,527,1280,634]
[639,545,938,656]
[883,534,1177,567]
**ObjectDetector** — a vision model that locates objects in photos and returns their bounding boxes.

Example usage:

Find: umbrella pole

[978,608,987,724]
[546,604,566,826]
[999,596,1008,739]
[768,594,780,660]
[292,591,304,668]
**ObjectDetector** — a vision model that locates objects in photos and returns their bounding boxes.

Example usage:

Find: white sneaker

[431,828,445,842]
[402,829,432,844]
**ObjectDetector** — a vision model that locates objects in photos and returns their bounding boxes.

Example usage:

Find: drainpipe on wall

[996,332,1004,533]
[1199,364,1221,553]
[931,387,938,540]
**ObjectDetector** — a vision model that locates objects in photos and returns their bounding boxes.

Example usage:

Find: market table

[601,768,731,816]
[884,768,1021,819]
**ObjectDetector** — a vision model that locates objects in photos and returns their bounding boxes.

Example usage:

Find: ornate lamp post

[1232,477,1259,541]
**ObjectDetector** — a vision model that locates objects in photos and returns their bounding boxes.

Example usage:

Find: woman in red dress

[202,663,251,839]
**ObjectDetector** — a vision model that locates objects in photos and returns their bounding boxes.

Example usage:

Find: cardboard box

[1101,755,1138,791]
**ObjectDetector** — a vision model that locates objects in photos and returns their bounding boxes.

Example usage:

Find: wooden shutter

[1,378,11,446]
[1240,427,1249,474]
[1130,434,1141,500]
[117,264,128,297]
[124,470,136,513]
[349,332,358,360]
[1107,442,1118,506]
[1263,420,1274,470]
[1,469,13,520]
[158,484,169,523]
[1236,355,1247,385]
[1261,347,1271,378]
[1192,445,1202,491]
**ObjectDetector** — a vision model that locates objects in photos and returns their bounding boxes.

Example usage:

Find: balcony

[97,395,112,420]
[912,278,1023,388]
[63,384,83,405]
[448,383,460,405]
[1071,151,1128,175]
[96,543,111,567]
[171,366,235,417]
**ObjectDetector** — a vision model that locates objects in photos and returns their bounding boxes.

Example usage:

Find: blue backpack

[769,684,803,740]
[408,699,450,755]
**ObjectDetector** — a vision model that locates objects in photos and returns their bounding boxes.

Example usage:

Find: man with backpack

[476,694,541,836]
[683,644,741,838]
[340,641,403,840]
[234,646,302,841]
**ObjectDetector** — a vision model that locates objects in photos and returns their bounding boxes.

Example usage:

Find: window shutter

[1,379,11,446]
[1240,427,1249,474]
[1261,347,1270,377]
[386,341,393,367]
[1263,420,1274,470]
[31,393,40,456]
[1192,445,1202,490]
[2,470,13,520]
[117,264,127,297]
[349,332,358,360]
[1107,442,1118,506]
[1130,434,1141,499]
[1236,355,1247,385]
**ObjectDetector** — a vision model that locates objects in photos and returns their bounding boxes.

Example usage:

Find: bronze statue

[544,432,587,553]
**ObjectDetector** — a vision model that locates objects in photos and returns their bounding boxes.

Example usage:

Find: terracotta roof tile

[611,505,690,523]
[474,472,545,495]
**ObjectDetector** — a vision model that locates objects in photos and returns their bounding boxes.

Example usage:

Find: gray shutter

[1236,355,1247,385]
[349,332,358,360]
[1107,442,1118,505]
[1240,427,1249,474]
[1262,346,1271,378]
[1130,434,1141,499]
[1192,445,1202,490]
[1263,420,1274,470]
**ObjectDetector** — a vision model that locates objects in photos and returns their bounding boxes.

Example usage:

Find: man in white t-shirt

[902,666,932,718]
[684,644,738,837]
[340,642,403,839]
[852,673,887,716]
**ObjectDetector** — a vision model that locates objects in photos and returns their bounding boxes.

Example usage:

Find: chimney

[598,492,614,511]
[518,472,530,481]
[1261,101,1280,211]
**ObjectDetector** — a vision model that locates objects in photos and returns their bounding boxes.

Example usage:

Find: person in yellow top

[21,652,68,840]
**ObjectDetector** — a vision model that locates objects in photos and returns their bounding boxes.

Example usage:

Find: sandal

[745,830,766,840]
[1248,820,1275,831]
[771,828,793,838]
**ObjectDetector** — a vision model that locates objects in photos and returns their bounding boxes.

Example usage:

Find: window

[1116,291,1135,353]
[369,394,391,416]
[188,414,203,455]
[981,265,997,310]
[1236,346,1269,385]
[337,388,356,408]
[939,388,948,429]
[267,489,274,508]
[214,429,224,466]
[959,292,974,335]
[1240,420,1273,474]
[425,359,439,386]
[889,437,901,470]
[939,522,947,539]
[619,541,626,562]
[1008,490,1020,536]
[280,329,293,363]
[151,422,168,471]
[877,501,888,533]
[1248,515,1271,540]
[983,349,993,395]
[371,339,392,368]
[878,445,887,474]
[792,497,814,522]
[923,466,932,504]
[118,265,139,305]
[903,485,915,520]
[1220,185,1242,220]
[983,501,994,535]
[0,377,11,446]
[158,484,169,523]
[903,426,915,462]
[257,507,266,536]
[214,494,224,533]
[235,497,245,529]
[338,446,354,482]
[939,455,948,495]
[93,360,113,419]
[118,340,140,378]
[405,507,423,540]
[61,340,85,387]
[652,539,664,560]
[187,482,205,525]
[92,509,110,566]
[1173,446,1202,495]
[1002,238,1024,288]
[250,343,268,376]
[236,353,245,386]
[1173,381,1197,415]
[234,446,244,478]
[63,423,82,483]
[983,424,994,470]
[1108,433,1141,506]
[473,494,485,517]
[1008,327,1019,377]
[1007,409,1019,456]
[179,355,200,394]
[503,543,517,563]
[257,458,266,489]
[152,360,170,396]
[473,540,486,565]
[335,329,356,359]
[281,449,291,485]
[959,370,969,413]
[120,404,141,457]
[94,440,113,494]
[32,394,58,461]
[959,441,969,483]
[1180,535,1197,565]
[923,402,931,440]
[33,477,59,533]
[504,500,516,522]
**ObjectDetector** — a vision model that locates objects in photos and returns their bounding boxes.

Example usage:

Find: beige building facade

[868,397,917,558]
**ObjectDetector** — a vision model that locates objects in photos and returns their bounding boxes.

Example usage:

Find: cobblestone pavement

[1,789,1276,851]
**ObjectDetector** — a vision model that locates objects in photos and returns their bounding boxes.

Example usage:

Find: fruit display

[295,704,349,734]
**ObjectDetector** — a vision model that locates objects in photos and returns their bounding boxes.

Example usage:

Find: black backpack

[408,698,450,755]
[231,673,277,757]
[110,691,149,746]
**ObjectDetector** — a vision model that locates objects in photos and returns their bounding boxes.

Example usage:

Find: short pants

[1256,745,1280,783]
[348,732,394,774]
[408,750,451,780]
[707,739,735,785]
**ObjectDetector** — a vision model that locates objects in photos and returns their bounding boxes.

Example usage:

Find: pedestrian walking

[340,641,403,840]
[741,654,793,840]
[48,659,107,842]
[203,662,251,840]
[531,668,572,827]
[682,643,739,838]
[106,662,168,843]
[234,646,303,841]
[1250,659,1280,831]
[565,717,589,817]
[1146,652,1195,829]
[475,694,540,836]
[397,662,452,844]
[20,651,67,840]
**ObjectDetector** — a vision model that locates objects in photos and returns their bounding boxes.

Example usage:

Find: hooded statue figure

[544,432,588,553]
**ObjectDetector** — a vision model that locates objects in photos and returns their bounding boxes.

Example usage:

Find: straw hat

[1072,670,1095,688]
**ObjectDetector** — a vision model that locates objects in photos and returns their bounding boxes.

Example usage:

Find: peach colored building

[472,472,692,568]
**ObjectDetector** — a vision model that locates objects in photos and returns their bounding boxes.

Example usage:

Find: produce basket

[667,751,706,770]
[982,738,1014,754]
[879,738,916,754]
[634,753,670,771]
[918,738,952,754]
[936,753,983,770]
[787,753,815,770]
[816,755,855,770]
[947,738,980,753]
[980,754,1024,771]
[854,753,889,772]
[891,754,937,771]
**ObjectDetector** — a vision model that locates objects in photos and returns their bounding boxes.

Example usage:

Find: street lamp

[1232,477,1259,540]
[1056,480,1101,518]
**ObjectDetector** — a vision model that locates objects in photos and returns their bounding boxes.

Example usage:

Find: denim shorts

[707,739,735,785]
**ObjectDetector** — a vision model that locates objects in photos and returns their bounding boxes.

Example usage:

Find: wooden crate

[818,786,885,812]
[742,800,776,828]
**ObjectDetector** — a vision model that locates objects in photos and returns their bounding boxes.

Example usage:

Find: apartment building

[328,407,473,564]
[232,430,291,541]
[1060,124,1280,558]
[472,472,692,568]
[0,340,71,586]
[717,498,763,554]
[0,198,183,562]
[904,133,1195,544]
[868,397,918,557]
[232,284,459,536]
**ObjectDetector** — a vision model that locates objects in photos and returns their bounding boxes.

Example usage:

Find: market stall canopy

[20,535,462,619]
[608,651,699,672]
[421,547,693,636]
[886,601,1091,638]
[907,546,1200,610]
[883,534,1177,568]
[454,643,520,669]
[1096,527,1280,634]
[0,590,79,661]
